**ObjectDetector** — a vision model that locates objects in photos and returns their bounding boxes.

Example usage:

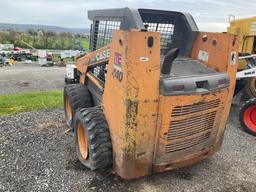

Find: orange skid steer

[64,8,238,179]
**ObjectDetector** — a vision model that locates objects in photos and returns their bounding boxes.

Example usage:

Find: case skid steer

[227,16,256,136]
[64,8,238,179]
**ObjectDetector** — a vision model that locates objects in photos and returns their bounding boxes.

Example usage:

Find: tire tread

[74,107,112,170]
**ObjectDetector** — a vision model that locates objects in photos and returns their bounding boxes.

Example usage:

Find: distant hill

[0,23,89,34]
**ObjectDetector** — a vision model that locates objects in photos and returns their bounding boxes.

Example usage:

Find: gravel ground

[0,62,255,191]
[0,62,66,94]
[0,106,255,192]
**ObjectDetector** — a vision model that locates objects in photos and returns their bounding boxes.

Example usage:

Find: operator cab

[87,7,230,96]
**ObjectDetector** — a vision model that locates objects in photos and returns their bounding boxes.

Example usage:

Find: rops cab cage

[88,8,198,56]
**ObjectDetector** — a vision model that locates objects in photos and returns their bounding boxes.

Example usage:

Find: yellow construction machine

[64,8,238,179]
[227,16,256,136]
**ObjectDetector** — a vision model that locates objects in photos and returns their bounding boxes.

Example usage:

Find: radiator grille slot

[171,99,220,117]
[165,100,219,154]
[167,111,216,140]
[166,132,211,153]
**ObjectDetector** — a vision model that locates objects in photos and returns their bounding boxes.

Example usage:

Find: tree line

[0,29,89,50]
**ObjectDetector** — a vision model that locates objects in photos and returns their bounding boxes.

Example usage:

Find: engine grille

[171,99,220,117]
[166,132,211,153]
[165,100,220,153]
[167,111,216,140]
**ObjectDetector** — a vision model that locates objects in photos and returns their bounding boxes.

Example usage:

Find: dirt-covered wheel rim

[77,122,88,160]
[65,95,72,123]
[243,105,256,132]
[249,77,256,96]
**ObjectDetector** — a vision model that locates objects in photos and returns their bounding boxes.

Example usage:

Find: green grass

[81,38,89,50]
[0,90,63,115]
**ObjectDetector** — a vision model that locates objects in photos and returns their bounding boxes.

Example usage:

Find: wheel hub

[243,105,256,132]
[65,96,72,122]
[77,122,88,159]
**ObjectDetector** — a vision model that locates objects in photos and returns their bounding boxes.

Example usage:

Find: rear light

[172,85,185,91]
[218,79,226,85]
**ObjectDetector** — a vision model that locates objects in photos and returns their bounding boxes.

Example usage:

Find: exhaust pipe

[161,48,179,75]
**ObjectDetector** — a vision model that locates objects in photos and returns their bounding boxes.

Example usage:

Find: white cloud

[0,0,255,31]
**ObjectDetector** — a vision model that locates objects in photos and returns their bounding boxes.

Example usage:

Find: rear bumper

[153,146,217,173]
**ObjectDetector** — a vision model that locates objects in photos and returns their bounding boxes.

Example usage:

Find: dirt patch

[0,62,66,94]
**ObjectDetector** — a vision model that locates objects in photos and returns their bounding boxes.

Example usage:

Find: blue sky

[0,0,255,31]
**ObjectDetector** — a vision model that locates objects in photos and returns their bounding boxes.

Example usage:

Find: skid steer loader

[64,8,238,179]
[227,16,256,136]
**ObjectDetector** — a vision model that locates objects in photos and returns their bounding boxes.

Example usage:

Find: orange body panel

[191,32,238,145]
[152,32,238,173]
[153,90,228,171]
[86,73,103,91]
[76,45,110,74]
[75,29,238,179]
[191,32,238,73]
[103,30,161,179]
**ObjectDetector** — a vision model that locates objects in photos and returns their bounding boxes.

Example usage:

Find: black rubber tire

[241,77,256,100]
[73,107,112,170]
[239,98,256,136]
[234,79,247,97]
[64,84,93,129]
[65,78,73,85]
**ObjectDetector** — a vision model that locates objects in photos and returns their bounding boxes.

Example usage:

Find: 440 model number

[112,66,123,81]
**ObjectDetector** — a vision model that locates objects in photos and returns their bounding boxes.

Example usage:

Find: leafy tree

[0,29,88,50]
[27,29,38,45]
[41,30,56,49]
